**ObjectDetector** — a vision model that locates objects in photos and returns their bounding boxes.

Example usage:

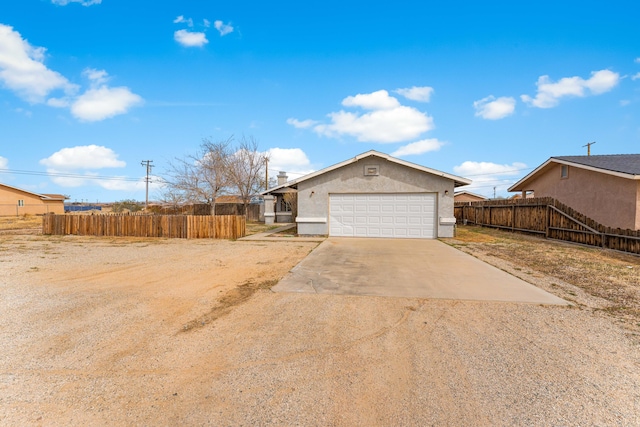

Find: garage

[329,193,436,238]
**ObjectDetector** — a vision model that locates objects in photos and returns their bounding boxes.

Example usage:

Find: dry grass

[0,215,42,231]
[451,226,640,325]
[245,221,281,236]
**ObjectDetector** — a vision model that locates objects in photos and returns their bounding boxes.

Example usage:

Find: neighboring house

[508,154,640,230]
[509,191,534,200]
[262,150,471,238]
[0,183,67,216]
[454,190,488,203]
[214,195,245,204]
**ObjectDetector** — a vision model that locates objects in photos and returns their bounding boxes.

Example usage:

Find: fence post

[545,205,550,238]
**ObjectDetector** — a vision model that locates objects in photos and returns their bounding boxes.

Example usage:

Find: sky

[1,0,639,203]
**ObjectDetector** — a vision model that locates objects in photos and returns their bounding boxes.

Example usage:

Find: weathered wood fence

[42,214,245,239]
[454,197,640,255]
[148,203,261,221]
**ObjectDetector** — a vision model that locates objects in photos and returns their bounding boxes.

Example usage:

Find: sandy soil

[1,234,640,426]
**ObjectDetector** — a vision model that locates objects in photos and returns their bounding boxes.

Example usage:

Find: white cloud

[203,19,211,28]
[214,20,234,36]
[391,139,444,157]
[71,86,142,121]
[0,26,141,122]
[632,72,640,81]
[395,86,434,102]
[620,100,631,106]
[314,106,433,143]
[83,68,109,85]
[311,90,434,143]
[521,69,620,108]
[40,145,126,188]
[453,161,527,196]
[473,96,516,120]
[70,70,142,121]
[173,16,194,27]
[0,24,78,103]
[51,0,102,5]
[635,57,640,64]
[286,118,318,129]
[40,145,126,170]
[267,148,314,176]
[174,29,208,47]
[342,90,400,110]
[0,156,8,169]
[98,176,158,192]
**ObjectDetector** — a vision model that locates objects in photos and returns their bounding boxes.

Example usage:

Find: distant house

[508,154,640,230]
[0,183,67,216]
[262,150,471,238]
[509,191,534,200]
[454,190,488,203]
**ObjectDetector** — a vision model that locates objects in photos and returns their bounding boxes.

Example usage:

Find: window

[17,199,24,207]
[561,165,569,179]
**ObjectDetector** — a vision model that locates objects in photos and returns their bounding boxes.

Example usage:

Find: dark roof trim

[509,154,640,192]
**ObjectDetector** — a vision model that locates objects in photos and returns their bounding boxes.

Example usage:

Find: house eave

[509,157,640,192]
[262,150,472,195]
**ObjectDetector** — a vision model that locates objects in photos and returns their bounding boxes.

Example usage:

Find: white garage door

[329,193,437,239]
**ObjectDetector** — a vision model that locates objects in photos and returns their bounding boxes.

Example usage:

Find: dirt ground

[1,231,640,426]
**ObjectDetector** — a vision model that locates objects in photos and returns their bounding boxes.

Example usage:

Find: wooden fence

[148,203,261,221]
[454,197,640,255]
[42,214,246,239]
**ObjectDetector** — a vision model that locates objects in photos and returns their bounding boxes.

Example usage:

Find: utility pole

[265,158,269,190]
[493,186,496,199]
[141,160,154,210]
[583,141,596,156]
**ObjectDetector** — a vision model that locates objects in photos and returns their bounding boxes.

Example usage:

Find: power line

[0,168,144,182]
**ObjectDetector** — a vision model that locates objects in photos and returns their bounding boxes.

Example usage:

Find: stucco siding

[0,186,64,216]
[454,193,485,203]
[526,164,639,230]
[296,156,456,237]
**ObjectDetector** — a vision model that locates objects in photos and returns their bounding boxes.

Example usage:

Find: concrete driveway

[273,238,568,305]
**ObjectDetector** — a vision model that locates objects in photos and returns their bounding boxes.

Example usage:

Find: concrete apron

[273,238,568,305]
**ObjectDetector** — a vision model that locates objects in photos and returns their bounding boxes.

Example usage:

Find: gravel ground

[1,234,640,426]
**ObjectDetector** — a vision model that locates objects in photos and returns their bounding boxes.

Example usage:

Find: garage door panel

[330,193,436,239]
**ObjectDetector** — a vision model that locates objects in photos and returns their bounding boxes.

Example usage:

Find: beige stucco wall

[523,164,639,230]
[296,156,456,237]
[0,186,64,216]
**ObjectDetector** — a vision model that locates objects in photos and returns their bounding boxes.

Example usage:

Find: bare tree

[164,138,232,215]
[225,135,269,216]
[157,185,187,214]
[283,191,298,220]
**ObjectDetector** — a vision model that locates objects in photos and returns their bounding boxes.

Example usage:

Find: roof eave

[508,157,639,192]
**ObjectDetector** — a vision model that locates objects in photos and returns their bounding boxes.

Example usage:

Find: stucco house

[454,190,488,203]
[0,183,67,216]
[262,150,471,238]
[508,154,640,230]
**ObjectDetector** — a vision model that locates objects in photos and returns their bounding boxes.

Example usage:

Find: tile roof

[552,154,640,176]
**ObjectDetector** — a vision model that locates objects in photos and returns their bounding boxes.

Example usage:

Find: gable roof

[0,183,68,201]
[262,150,472,194]
[454,190,488,200]
[509,154,640,192]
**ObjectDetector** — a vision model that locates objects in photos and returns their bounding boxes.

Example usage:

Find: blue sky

[1,0,639,202]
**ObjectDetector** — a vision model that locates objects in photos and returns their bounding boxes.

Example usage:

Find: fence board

[42,214,245,240]
[454,198,640,255]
